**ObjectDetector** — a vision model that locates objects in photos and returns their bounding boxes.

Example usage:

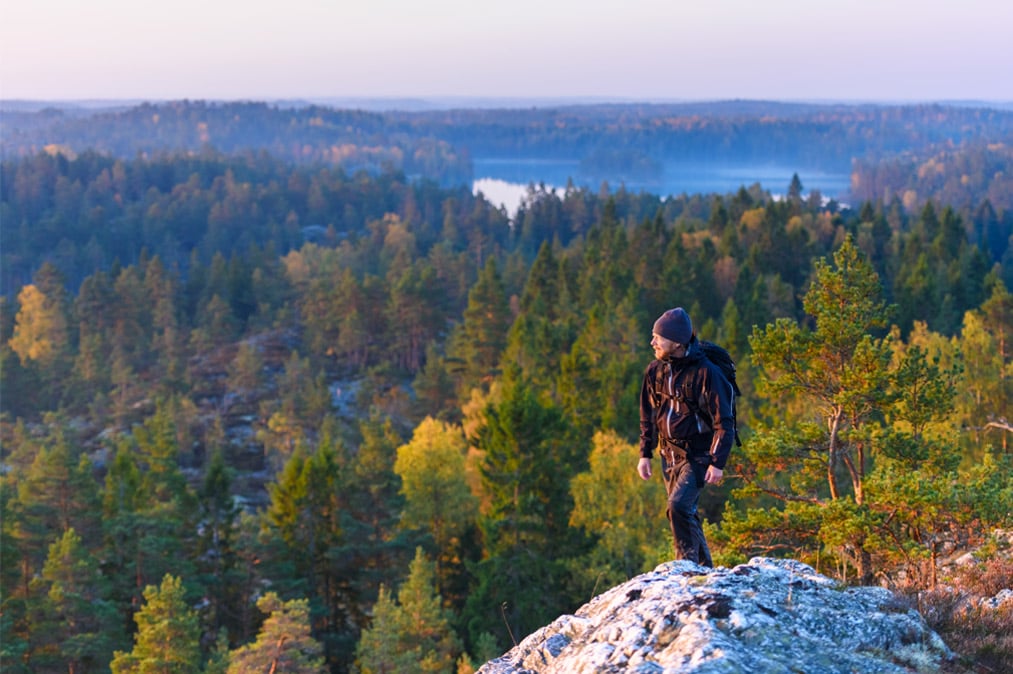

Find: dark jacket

[639,338,736,469]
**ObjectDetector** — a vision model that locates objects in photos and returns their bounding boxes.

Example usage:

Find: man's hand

[704,465,723,485]
[637,457,652,480]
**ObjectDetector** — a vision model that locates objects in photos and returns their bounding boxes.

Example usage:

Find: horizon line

[4,95,1013,113]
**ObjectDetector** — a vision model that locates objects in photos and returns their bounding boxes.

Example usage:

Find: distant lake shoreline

[471,157,851,216]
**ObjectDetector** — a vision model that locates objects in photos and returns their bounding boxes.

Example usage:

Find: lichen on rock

[477,557,953,674]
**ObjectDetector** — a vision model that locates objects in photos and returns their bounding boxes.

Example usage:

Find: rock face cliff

[478,558,953,674]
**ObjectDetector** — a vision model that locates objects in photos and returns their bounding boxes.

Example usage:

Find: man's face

[651,332,686,359]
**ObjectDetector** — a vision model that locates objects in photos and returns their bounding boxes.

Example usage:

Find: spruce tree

[502,242,576,391]
[27,528,123,672]
[12,426,99,556]
[412,341,460,421]
[463,372,576,647]
[449,257,510,397]
[354,549,461,674]
[316,413,417,668]
[72,270,116,400]
[261,434,365,669]
[101,405,197,618]
[557,294,642,438]
[195,448,245,644]
[144,255,187,391]
[387,260,447,373]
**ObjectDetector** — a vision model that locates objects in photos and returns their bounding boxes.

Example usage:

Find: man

[637,307,735,567]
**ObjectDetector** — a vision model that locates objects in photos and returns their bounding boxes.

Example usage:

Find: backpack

[696,340,742,447]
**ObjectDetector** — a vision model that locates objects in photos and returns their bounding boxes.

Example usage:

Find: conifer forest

[1,100,1012,673]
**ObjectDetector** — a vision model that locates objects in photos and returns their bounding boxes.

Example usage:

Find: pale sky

[2,0,1011,103]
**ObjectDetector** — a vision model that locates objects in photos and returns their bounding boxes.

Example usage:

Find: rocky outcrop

[478,557,953,674]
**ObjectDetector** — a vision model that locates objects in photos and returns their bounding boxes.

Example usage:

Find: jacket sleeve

[703,363,736,469]
[639,364,658,459]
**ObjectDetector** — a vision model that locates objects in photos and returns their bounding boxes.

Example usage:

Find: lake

[471,158,852,216]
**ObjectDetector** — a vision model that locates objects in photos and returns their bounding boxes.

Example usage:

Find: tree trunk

[268,636,288,674]
[930,545,938,589]
[841,451,863,505]
[857,547,873,585]
[827,413,843,500]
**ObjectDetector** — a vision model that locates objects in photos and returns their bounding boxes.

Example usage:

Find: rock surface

[477,557,953,674]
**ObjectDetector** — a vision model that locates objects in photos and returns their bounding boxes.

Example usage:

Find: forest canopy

[1,100,1012,673]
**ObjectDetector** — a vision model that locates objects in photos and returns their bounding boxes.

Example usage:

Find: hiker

[637,307,736,567]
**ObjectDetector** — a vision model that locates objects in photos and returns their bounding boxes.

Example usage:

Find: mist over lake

[472,157,852,216]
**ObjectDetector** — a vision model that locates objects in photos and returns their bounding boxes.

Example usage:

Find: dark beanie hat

[653,307,692,344]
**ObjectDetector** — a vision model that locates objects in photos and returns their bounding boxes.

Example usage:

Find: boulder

[478,557,953,674]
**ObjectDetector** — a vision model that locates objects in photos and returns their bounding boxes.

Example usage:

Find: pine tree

[750,237,892,468]
[195,294,240,349]
[203,629,231,674]
[133,402,196,512]
[720,236,989,585]
[110,575,202,674]
[227,593,326,674]
[10,424,101,589]
[324,268,373,368]
[262,449,324,599]
[391,549,462,671]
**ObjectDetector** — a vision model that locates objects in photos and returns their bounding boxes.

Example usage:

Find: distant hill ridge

[4,99,1012,188]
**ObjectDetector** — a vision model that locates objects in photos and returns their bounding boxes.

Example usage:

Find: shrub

[914,556,1013,673]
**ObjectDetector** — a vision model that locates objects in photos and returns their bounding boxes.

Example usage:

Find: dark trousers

[662,456,713,567]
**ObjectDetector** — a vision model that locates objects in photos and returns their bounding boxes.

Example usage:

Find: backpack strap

[688,354,742,447]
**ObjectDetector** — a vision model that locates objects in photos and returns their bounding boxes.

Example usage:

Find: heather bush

[914,556,1013,673]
